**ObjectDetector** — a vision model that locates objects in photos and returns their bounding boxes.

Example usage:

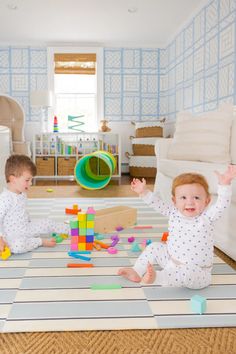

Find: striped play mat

[0,197,236,333]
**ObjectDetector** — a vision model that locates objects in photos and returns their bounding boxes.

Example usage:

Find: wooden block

[70,220,79,228]
[94,206,137,234]
[79,228,86,236]
[78,213,86,221]
[87,221,94,228]
[86,243,93,251]
[79,221,86,229]
[78,243,86,251]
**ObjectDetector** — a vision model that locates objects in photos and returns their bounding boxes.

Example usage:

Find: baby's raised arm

[131,178,149,196]
[215,165,236,185]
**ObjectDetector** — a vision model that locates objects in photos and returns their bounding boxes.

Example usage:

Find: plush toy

[99,120,111,132]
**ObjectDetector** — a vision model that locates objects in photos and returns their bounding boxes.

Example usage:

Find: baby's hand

[131,178,147,195]
[215,165,236,185]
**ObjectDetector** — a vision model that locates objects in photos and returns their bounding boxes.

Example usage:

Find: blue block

[86,235,94,243]
[190,295,206,314]
[87,228,94,236]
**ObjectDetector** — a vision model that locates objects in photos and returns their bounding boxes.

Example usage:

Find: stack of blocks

[70,207,95,252]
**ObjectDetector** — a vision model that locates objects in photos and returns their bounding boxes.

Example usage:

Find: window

[48,47,103,133]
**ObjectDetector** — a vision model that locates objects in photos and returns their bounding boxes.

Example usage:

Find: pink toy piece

[87,207,96,214]
[107,247,118,254]
[128,236,135,243]
[116,226,124,231]
[141,239,147,247]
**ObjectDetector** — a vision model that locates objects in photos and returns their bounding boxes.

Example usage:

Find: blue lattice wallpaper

[104,0,236,121]
[0,0,235,123]
[162,0,236,121]
[0,46,47,122]
[104,48,163,121]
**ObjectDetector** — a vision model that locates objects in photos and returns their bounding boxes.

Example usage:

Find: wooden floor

[29,175,155,198]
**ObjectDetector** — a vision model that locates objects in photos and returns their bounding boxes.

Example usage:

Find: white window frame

[47,46,104,132]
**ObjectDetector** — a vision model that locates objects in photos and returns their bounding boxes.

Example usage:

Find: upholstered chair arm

[13,141,31,157]
[155,138,173,160]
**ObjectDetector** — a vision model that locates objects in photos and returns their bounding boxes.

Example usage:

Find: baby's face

[172,183,210,217]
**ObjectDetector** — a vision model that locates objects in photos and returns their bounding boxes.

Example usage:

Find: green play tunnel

[74,150,116,190]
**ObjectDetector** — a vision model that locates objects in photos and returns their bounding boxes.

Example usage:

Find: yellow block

[79,221,86,229]
[78,243,86,251]
[87,221,94,229]
[1,246,11,260]
[73,204,78,209]
[78,213,86,221]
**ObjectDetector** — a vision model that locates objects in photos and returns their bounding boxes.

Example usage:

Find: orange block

[65,207,81,215]
[86,243,93,251]
[78,236,86,243]
[161,232,169,242]
[67,263,94,268]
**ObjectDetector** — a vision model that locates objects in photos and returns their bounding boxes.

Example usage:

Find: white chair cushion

[167,109,233,164]
[159,158,236,202]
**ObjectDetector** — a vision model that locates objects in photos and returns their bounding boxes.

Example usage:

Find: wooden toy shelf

[33,132,121,179]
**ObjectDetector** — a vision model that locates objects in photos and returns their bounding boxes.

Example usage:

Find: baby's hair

[172,173,210,197]
[5,154,37,183]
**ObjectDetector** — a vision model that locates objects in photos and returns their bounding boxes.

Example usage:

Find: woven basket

[135,126,163,138]
[132,144,155,156]
[129,166,157,178]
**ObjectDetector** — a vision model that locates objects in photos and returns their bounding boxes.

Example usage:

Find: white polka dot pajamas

[0,189,69,254]
[133,185,232,289]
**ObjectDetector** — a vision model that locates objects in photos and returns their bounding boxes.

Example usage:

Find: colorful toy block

[69,207,96,254]
[190,295,207,314]
[65,204,82,215]
[0,246,11,260]
[131,242,142,252]
[161,232,169,242]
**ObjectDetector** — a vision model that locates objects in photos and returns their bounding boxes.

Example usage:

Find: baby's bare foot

[142,263,156,284]
[42,238,56,247]
[117,267,141,282]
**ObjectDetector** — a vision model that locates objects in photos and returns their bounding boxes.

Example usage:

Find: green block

[87,214,95,221]
[95,234,104,240]
[190,295,206,314]
[70,220,79,228]
[79,228,86,236]
[55,236,63,243]
[91,284,122,290]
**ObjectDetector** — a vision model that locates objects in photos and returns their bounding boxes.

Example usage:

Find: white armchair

[0,94,31,156]
[154,107,236,261]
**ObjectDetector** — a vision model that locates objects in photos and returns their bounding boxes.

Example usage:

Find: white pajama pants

[133,242,212,289]
[6,219,69,254]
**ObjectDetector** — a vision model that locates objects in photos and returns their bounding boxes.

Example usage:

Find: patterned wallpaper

[0,0,235,123]
[0,46,47,122]
[104,0,236,121]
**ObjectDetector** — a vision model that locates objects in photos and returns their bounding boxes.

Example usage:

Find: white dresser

[0,125,11,191]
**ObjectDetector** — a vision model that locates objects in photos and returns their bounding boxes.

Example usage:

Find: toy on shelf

[0,246,11,260]
[74,150,116,190]
[65,204,82,215]
[68,114,85,132]
[94,206,137,234]
[190,295,207,315]
[53,116,58,133]
[69,207,95,252]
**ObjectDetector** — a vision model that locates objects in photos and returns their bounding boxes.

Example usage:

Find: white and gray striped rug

[0,197,236,333]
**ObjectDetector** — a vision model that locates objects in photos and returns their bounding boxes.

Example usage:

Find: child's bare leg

[42,238,56,247]
[117,267,141,282]
[142,263,156,284]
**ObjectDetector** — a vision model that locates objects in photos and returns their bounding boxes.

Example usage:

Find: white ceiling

[0,0,207,47]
